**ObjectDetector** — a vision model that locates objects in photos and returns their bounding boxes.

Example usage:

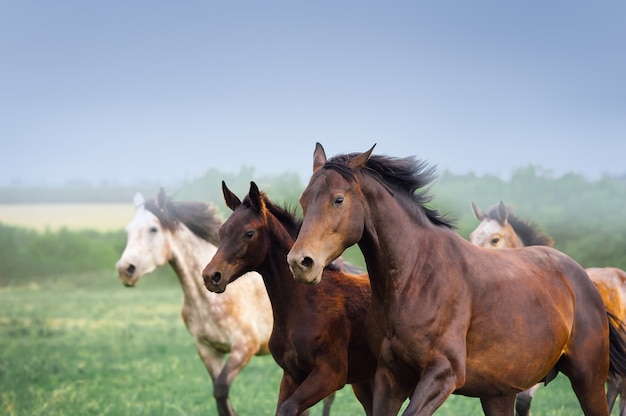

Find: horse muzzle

[287,251,323,285]
[202,268,227,293]
[116,261,139,287]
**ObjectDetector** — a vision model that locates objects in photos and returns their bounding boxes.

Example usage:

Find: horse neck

[257,216,304,313]
[358,179,451,294]
[166,224,217,305]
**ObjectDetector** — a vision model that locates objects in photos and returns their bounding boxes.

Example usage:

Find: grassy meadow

[0,202,620,415]
[1,269,596,416]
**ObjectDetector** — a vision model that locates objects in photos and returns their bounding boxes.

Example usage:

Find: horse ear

[497,201,509,223]
[471,201,486,221]
[133,192,145,209]
[222,181,241,211]
[347,144,376,170]
[313,142,327,172]
[156,188,167,210]
[248,181,264,213]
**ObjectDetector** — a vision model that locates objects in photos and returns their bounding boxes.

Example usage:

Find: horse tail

[607,310,626,378]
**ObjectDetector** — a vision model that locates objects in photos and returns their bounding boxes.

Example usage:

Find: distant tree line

[1,164,625,283]
[434,166,626,270]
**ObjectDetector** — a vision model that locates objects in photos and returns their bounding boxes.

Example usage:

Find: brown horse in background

[470,200,626,416]
[202,181,376,416]
[287,142,626,415]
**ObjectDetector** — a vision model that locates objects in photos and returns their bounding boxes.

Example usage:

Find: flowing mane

[486,204,554,247]
[243,191,302,238]
[243,190,349,273]
[145,197,222,246]
[325,152,454,228]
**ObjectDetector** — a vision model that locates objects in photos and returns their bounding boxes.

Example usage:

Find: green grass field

[1,268,613,416]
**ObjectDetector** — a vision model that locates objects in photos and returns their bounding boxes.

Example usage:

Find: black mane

[243,191,303,238]
[144,197,222,246]
[325,152,454,229]
[245,191,350,273]
[486,204,554,247]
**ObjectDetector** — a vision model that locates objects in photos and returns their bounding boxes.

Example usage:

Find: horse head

[288,143,374,284]
[203,181,269,293]
[116,189,172,286]
[469,201,523,248]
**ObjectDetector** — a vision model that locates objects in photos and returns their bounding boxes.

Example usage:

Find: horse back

[587,267,626,321]
[504,245,606,315]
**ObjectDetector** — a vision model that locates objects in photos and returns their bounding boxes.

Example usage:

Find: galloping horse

[116,189,274,416]
[287,143,626,416]
[202,181,376,416]
[470,201,626,416]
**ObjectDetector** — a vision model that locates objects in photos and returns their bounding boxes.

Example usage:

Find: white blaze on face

[115,194,171,286]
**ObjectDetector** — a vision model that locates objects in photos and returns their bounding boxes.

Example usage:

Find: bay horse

[287,143,626,416]
[116,188,274,416]
[470,200,626,416]
[202,181,376,416]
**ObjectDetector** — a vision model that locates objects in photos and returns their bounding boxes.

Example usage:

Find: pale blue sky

[1,1,625,186]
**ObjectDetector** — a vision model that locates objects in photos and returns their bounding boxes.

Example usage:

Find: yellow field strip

[0,203,135,232]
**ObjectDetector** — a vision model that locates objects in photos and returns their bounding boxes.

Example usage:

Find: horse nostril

[211,272,222,284]
[126,264,136,275]
[301,257,314,270]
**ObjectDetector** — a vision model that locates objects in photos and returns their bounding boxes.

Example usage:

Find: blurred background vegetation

[1,164,625,285]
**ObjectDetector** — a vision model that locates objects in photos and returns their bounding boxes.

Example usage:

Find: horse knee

[213,381,230,401]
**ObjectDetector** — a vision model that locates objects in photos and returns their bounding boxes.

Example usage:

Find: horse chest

[181,300,234,349]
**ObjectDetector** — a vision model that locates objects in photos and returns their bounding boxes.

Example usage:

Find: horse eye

[490,237,500,245]
[246,230,255,239]
[149,226,158,233]
[334,196,344,205]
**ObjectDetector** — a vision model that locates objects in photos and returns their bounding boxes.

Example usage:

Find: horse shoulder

[183,272,271,352]
[218,271,273,338]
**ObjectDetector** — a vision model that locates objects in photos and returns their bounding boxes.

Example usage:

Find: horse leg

[350,380,375,416]
[276,373,300,415]
[196,344,235,416]
[276,363,345,416]
[607,375,619,414]
[321,392,336,416]
[618,376,626,416]
[213,342,260,416]
[515,383,541,416]
[480,395,516,416]
[561,360,610,416]
[400,357,460,415]
[371,365,410,416]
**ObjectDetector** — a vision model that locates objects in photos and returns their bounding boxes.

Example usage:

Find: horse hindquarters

[558,283,612,415]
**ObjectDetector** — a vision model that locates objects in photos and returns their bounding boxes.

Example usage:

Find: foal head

[203,181,295,293]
